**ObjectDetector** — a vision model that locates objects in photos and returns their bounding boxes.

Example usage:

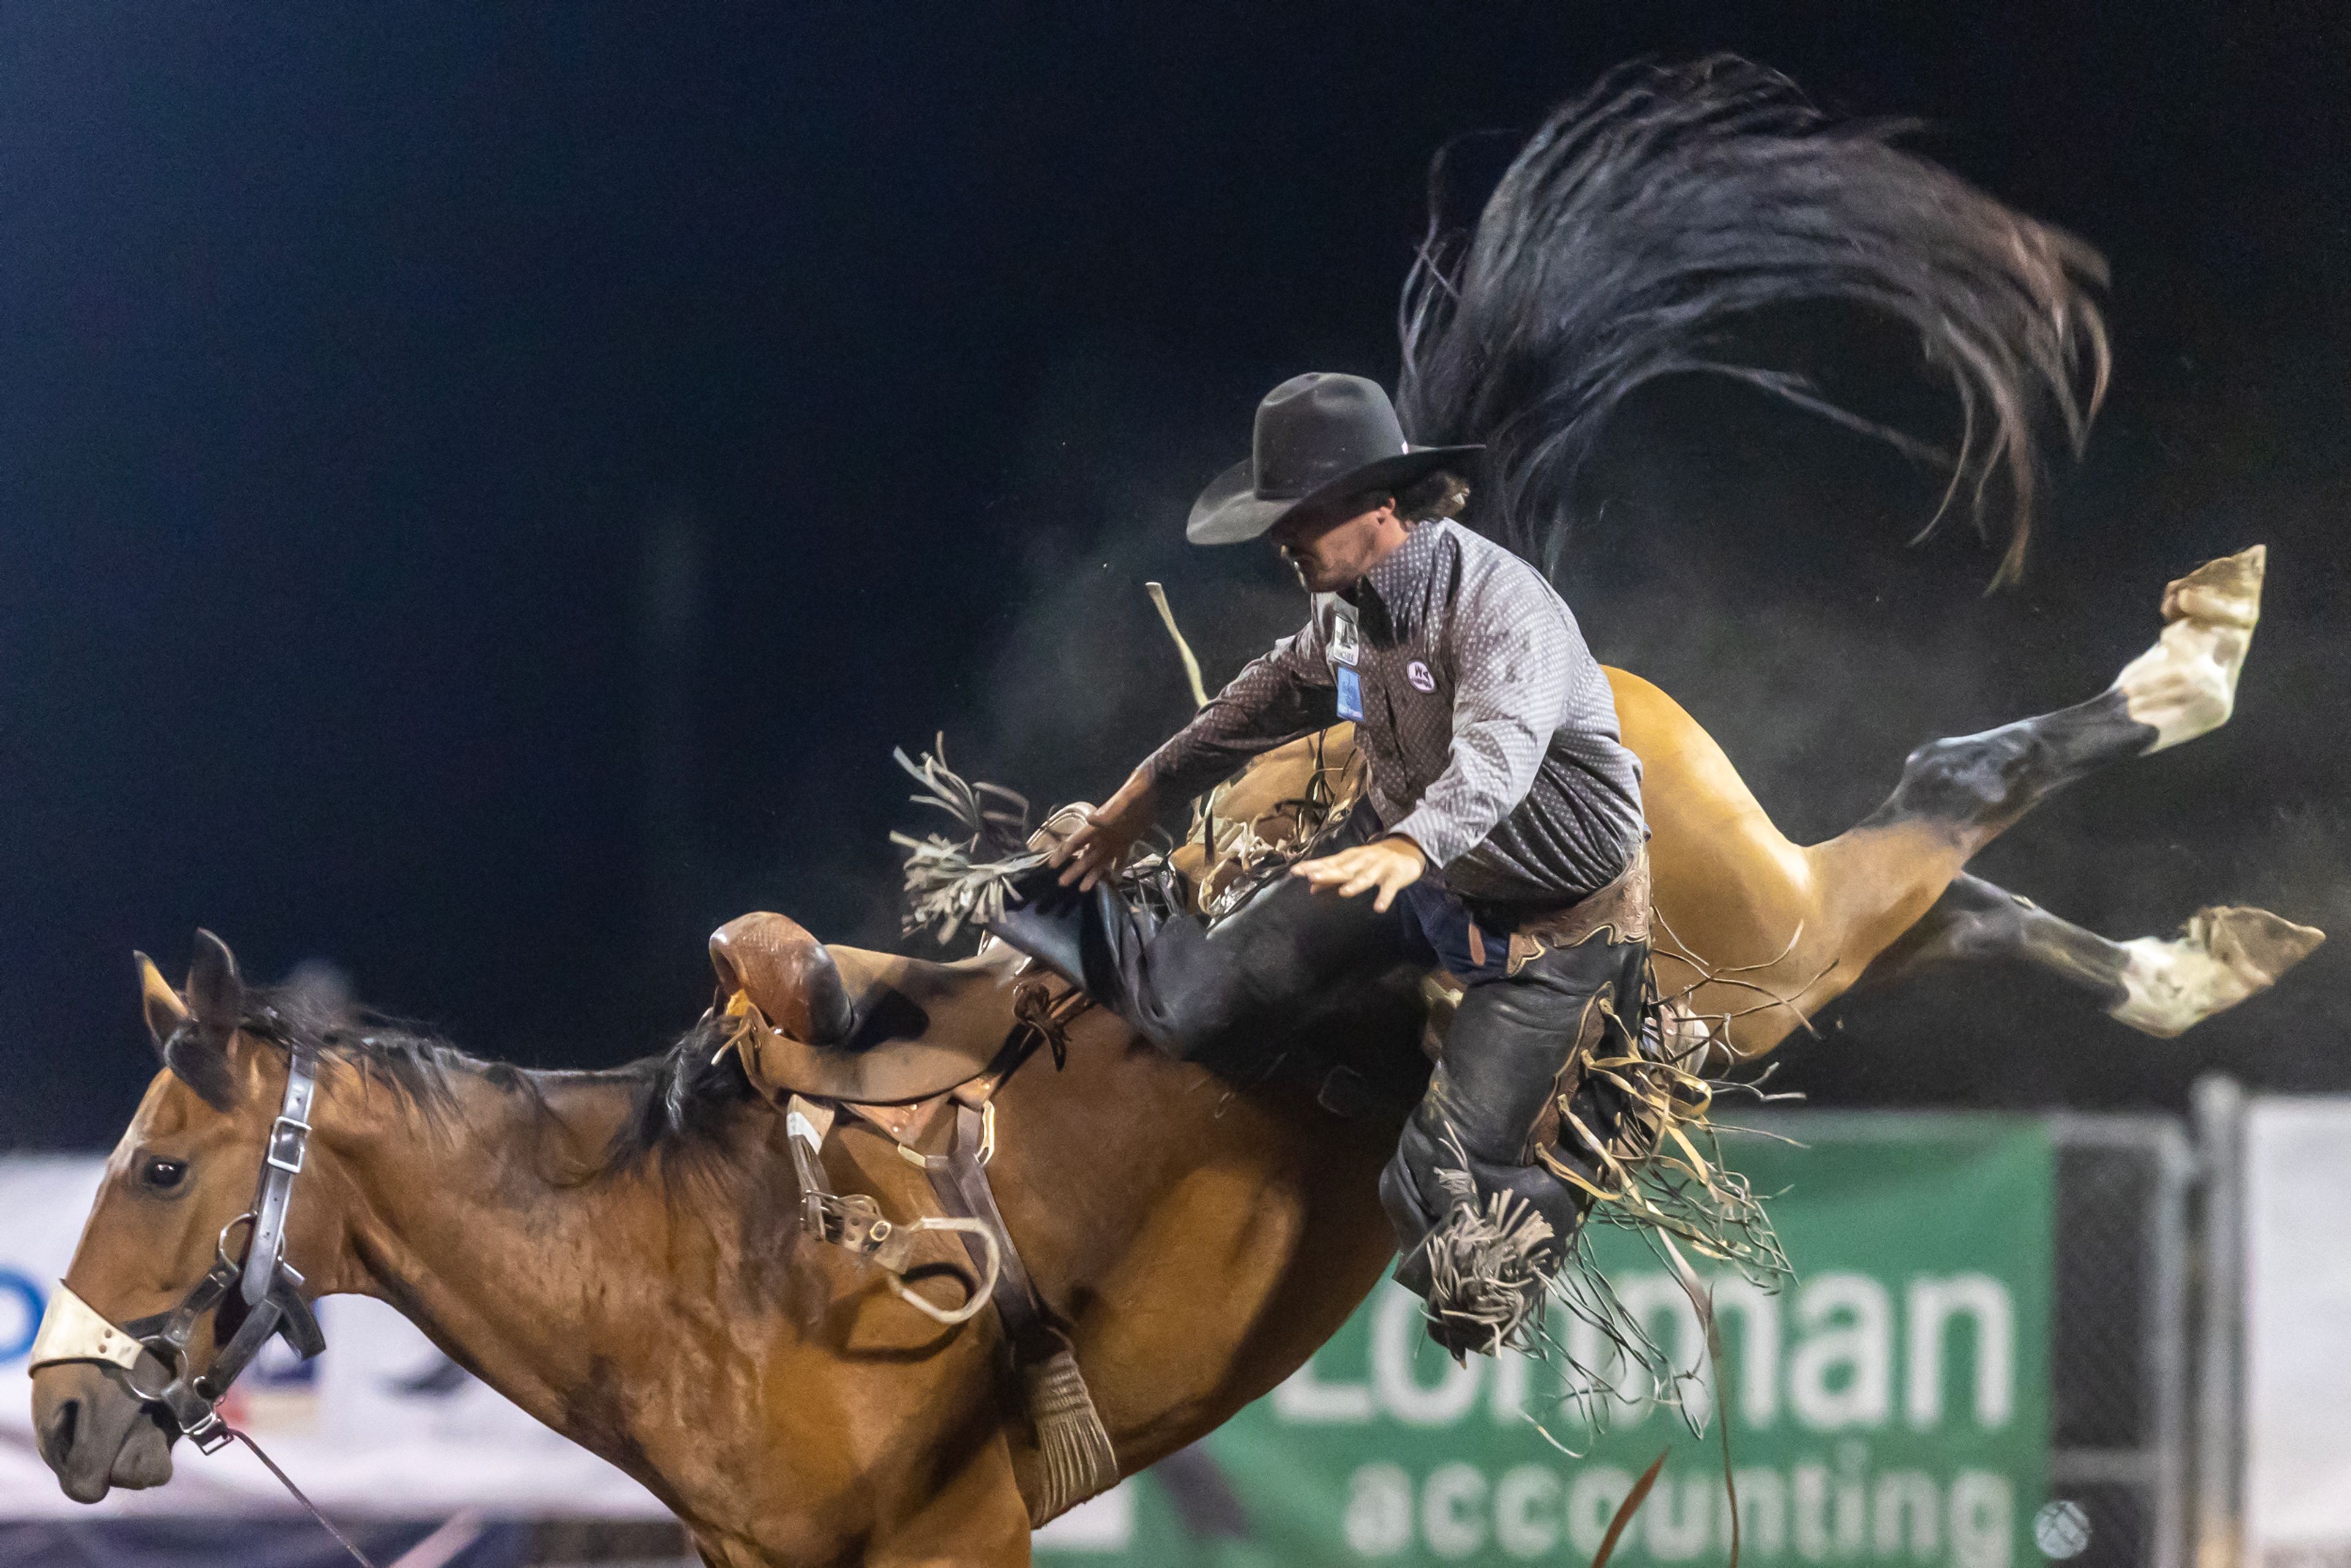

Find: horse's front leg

[691,1425,1033,1568]
[868,1425,1035,1568]
[1863,871,2322,1037]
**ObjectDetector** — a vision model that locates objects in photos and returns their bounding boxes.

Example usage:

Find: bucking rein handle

[786,1098,1002,1327]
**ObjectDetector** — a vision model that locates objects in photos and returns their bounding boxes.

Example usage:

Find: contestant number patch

[1335,666,1365,721]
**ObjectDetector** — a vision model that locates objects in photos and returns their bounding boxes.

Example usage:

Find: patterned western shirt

[1143,518,1646,904]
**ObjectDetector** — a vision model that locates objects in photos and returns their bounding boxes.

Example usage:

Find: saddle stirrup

[784,1095,1001,1325]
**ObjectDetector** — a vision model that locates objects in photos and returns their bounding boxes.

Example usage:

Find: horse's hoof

[2161,544,2265,630]
[2108,902,2323,1037]
[2110,544,2265,752]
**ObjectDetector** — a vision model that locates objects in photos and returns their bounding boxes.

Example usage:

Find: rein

[30,1044,378,1567]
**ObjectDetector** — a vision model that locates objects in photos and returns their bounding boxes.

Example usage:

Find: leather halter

[29,1047,328,1453]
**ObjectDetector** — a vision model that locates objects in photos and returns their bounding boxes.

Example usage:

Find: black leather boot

[984,825,1414,1066]
[1382,929,1647,1354]
[984,863,1235,1058]
[983,865,1128,995]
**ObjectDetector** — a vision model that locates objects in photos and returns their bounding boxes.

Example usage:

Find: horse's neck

[316,1067,762,1448]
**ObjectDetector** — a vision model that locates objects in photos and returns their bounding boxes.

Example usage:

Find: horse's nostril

[43,1397,80,1462]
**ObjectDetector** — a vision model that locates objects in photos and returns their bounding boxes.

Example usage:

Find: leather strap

[1504,844,1652,973]
[784,1094,1000,1324]
[926,1104,1060,1363]
[244,1048,318,1306]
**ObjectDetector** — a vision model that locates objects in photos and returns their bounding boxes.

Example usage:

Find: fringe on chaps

[1419,1185,1561,1359]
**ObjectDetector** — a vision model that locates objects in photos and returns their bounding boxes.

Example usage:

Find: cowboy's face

[1270,497,1407,593]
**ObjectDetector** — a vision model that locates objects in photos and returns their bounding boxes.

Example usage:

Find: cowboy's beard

[1280,542,1355,594]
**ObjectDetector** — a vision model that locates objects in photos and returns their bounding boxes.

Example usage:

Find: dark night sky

[3,4,2346,1150]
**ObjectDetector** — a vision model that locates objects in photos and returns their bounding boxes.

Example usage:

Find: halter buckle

[181,1407,232,1454]
[264,1114,311,1175]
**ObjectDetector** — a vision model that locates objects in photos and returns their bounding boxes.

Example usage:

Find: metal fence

[2047,1115,2195,1568]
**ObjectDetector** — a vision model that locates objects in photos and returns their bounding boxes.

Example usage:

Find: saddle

[710,912,1047,1106]
[705,910,1112,1526]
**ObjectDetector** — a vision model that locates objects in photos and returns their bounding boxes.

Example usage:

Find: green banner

[1043,1116,2052,1567]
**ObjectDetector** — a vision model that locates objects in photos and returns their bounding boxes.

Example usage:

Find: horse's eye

[140,1157,189,1191]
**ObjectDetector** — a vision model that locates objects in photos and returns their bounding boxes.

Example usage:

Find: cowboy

[989,372,1651,1350]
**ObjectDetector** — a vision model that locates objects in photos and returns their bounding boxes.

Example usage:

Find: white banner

[2244,1097,2351,1563]
[0,1155,668,1519]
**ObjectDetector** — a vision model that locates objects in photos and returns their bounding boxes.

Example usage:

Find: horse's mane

[234,980,765,1186]
[586,1013,767,1179]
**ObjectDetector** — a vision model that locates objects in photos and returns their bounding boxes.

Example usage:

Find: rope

[1144,582,1209,709]
[1011,976,1092,1070]
[226,1427,384,1568]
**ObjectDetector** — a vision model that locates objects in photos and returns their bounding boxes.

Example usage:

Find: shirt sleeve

[1141,606,1338,801]
[1385,574,1577,869]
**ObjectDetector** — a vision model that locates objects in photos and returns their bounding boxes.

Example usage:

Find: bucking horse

[27,59,2324,1568]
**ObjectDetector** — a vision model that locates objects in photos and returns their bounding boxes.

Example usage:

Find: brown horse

[31,549,2320,1566]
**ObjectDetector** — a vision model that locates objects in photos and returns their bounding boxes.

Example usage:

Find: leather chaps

[988,812,1649,1347]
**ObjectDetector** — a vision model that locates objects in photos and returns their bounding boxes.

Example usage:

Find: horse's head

[32,931,336,1502]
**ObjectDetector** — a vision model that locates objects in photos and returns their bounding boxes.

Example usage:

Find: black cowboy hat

[1187,372,1483,545]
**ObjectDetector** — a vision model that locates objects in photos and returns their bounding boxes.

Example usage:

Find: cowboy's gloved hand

[1291,835,1427,912]
[1051,769,1160,891]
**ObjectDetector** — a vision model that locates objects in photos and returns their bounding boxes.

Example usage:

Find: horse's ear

[135,951,189,1055]
[185,929,245,1035]
[159,932,244,1110]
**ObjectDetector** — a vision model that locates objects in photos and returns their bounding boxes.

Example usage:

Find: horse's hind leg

[1867,872,2324,1037]
[1752,547,2271,1052]
[1817,549,2267,927]
[1858,546,2266,857]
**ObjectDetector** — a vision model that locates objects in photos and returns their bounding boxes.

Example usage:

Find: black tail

[1396,56,2110,585]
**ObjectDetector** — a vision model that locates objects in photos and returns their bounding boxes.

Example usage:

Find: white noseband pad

[27,1281,146,1375]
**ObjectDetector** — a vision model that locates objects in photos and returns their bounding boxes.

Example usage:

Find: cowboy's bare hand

[1051,770,1160,891]
[1290,836,1427,912]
